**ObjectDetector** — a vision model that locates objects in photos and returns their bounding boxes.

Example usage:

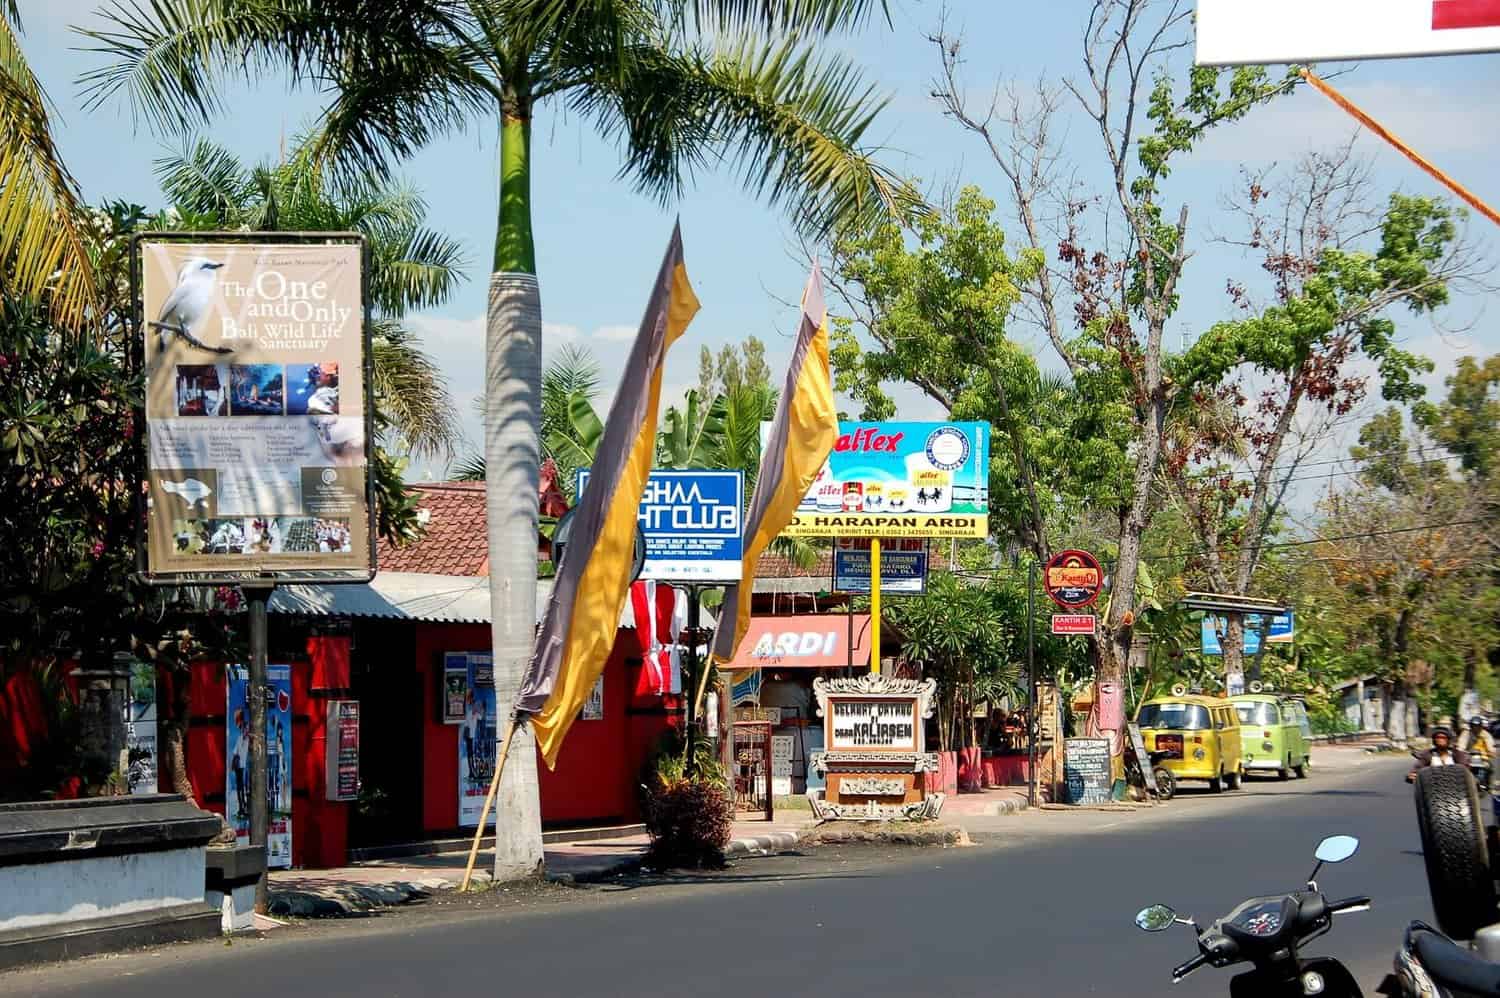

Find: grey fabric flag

[711,267,831,663]
[514,225,690,720]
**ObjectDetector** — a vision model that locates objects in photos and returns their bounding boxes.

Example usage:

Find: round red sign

[1043,549,1103,609]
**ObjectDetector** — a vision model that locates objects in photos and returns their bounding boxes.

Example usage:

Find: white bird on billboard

[150,257,232,355]
[161,477,214,509]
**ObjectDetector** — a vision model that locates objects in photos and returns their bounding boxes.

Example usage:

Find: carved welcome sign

[808,674,943,821]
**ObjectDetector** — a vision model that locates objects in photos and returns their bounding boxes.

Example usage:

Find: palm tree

[82,0,919,878]
[153,138,464,460]
[0,4,95,329]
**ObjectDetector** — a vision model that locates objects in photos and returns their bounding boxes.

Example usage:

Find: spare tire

[1414,765,1497,940]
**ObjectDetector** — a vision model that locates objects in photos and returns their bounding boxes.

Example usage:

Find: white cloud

[594,324,638,342]
[544,322,581,342]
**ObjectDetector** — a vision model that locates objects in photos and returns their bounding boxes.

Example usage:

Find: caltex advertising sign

[136,235,373,583]
[776,422,990,538]
[578,468,744,582]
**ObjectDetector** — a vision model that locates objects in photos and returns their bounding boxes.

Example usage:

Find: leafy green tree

[827,185,1126,561]
[83,1,921,871]
[930,3,1301,699]
[1166,146,1467,689]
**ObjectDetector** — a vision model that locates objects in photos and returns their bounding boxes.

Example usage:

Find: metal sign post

[869,538,881,675]
[245,583,273,914]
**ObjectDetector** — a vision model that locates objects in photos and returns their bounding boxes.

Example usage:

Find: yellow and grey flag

[519,224,699,767]
[712,263,838,665]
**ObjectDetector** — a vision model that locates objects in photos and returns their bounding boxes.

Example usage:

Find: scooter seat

[1414,929,1500,996]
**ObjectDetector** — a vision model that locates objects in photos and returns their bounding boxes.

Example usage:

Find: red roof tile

[378,483,491,576]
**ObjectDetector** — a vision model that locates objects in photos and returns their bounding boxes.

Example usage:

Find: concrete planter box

[0,795,222,970]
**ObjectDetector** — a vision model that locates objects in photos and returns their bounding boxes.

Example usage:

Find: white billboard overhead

[1196,0,1500,65]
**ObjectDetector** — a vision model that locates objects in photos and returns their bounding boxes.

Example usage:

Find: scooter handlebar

[1171,952,1208,983]
[1328,895,1372,915]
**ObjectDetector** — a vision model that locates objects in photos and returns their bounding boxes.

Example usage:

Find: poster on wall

[326,700,360,802]
[125,660,158,796]
[458,653,497,828]
[137,236,373,583]
[226,664,293,867]
[581,676,604,720]
[776,422,990,538]
[441,652,468,724]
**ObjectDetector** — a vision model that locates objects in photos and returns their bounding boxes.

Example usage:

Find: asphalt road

[10,751,1434,998]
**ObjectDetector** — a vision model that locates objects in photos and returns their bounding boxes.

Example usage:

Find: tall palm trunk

[484,106,544,880]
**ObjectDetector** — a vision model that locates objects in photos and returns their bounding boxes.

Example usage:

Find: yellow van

[1135,694,1244,793]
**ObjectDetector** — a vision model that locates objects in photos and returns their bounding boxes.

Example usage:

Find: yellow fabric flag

[711,263,837,665]
[520,225,699,767]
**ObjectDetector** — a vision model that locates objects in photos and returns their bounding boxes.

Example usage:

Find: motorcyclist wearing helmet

[1458,715,1495,790]
[1407,726,1469,783]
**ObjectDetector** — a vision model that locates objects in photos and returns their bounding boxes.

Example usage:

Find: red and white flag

[628,581,686,696]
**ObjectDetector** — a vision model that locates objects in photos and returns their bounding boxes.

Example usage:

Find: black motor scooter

[1135,835,1371,997]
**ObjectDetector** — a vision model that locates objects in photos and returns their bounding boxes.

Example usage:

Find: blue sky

[23,1,1500,487]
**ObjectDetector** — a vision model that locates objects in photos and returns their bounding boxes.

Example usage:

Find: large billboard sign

[136,235,374,583]
[1201,612,1295,656]
[1196,0,1500,65]
[578,468,744,581]
[777,422,990,538]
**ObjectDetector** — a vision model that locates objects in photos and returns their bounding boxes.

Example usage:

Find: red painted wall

[414,623,680,833]
[187,658,318,868]
[177,621,685,866]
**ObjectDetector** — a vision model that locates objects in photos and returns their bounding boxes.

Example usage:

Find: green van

[1232,693,1311,779]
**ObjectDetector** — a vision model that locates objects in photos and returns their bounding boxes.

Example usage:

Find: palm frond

[370,226,469,314]
[78,0,494,179]
[572,34,925,238]
[675,0,890,35]
[153,137,252,220]
[0,17,95,330]
[370,318,460,459]
[452,452,486,481]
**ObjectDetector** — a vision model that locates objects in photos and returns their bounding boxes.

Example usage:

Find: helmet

[1432,726,1454,741]
[1472,716,1486,729]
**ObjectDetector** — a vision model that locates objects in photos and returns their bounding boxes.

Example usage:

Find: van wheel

[1209,773,1223,793]
[1414,765,1497,940]
[1226,768,1242,791]
[1294,759,1309,779]
[1277,758,1290,781]
[1152,768,1175,800]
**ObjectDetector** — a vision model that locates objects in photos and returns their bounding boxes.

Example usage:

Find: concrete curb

[725,830,804,858]
[944,796,1029,818]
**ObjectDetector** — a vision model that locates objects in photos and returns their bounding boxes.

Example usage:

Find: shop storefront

[724,612,875,796]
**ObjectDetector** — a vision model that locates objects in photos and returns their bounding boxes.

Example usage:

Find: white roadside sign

[1196,0,1500,65]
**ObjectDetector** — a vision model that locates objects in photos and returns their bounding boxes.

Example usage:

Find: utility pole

[1026,560,1037,809]
[244,583,273,914]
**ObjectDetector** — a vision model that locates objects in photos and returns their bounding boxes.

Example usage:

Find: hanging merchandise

[629,580,686,696]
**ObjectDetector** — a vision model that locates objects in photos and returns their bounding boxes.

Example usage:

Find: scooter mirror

[1314,835,1359,864]
[1135,904,1177,932]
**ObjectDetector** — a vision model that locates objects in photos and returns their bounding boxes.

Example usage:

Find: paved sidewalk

[266,813,819,918]
[940,786,1030,817]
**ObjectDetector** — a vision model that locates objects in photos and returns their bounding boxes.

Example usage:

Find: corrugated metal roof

[269,573,493,624]
[269,573,715,629]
